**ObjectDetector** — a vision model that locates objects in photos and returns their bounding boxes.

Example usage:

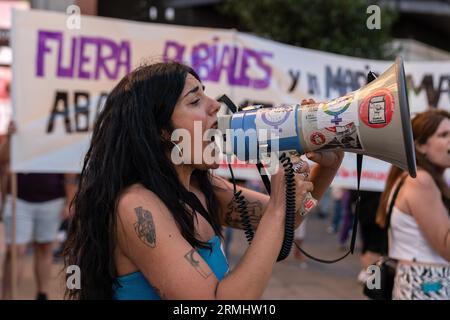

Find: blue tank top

[113,235,229,300]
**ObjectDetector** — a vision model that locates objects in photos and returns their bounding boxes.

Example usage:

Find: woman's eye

[190,99,200,106]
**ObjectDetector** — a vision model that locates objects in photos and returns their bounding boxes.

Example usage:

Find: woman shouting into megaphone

[63,61,343,300]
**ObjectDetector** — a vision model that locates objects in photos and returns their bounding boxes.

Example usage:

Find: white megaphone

[218,57,417,178]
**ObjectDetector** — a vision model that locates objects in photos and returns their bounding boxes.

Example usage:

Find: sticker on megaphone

[300,192,317,217]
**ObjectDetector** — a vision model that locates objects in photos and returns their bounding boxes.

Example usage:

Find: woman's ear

[415,141,428,156]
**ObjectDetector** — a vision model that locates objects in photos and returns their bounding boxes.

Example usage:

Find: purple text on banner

[36,30,131,81]
[163,38,273,89]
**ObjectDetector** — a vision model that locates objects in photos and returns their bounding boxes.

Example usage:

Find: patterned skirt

[393,262,450,300]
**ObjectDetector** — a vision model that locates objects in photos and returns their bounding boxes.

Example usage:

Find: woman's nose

[208,97,221,115]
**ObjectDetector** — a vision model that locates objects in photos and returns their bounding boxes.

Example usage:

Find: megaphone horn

[218,57,417,178]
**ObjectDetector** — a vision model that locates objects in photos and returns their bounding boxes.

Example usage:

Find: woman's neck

[174,164,195,191]
[418,165,445,177]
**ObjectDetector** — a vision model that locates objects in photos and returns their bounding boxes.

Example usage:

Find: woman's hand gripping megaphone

[285,151,316,218]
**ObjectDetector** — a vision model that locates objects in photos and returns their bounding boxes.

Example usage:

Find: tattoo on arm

[184,249,213,279]
[225,201,239,227]
[225,199,263,229]
[134,206,156,248]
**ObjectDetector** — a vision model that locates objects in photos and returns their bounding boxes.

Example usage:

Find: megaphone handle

[276,153,297,261]
[300,192,317,217]
[257,158,317,216]
[287,151,318,216]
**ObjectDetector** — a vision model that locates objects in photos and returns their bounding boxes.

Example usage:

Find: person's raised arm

[211,158,312,231]
[117,169,312,299]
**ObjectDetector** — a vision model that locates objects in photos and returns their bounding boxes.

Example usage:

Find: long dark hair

[376,109,450,228]
[63,61,223,300]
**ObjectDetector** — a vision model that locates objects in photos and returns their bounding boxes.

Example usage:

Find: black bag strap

[386,176,407,229]
[350,153,363,254]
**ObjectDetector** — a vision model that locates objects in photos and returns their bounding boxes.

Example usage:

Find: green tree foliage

[220,0,397,59]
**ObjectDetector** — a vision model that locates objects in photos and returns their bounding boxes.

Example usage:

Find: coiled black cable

[229,152,296,262]
[234,190,255,243]
[277,153,296,262]
[227,164,255,243]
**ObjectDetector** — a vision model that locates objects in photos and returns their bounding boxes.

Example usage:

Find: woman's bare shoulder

[120,183,157,199]
[405,169,437,191]
[117,184,169,219]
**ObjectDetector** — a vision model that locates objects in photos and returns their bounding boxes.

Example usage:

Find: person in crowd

[356,190,384,284]
[376,109,450,300]
[315,187,332,219]
[327,187,345,234]
[338,190,353,249]
[0,121,77,300]
[63,61,343,299]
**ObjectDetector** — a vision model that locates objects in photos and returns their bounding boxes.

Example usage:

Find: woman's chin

[208,162,220,170]
[194,162,220,170]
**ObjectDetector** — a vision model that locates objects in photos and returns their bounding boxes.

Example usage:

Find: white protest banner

[12,10,450,191]
[11,9,233,172]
